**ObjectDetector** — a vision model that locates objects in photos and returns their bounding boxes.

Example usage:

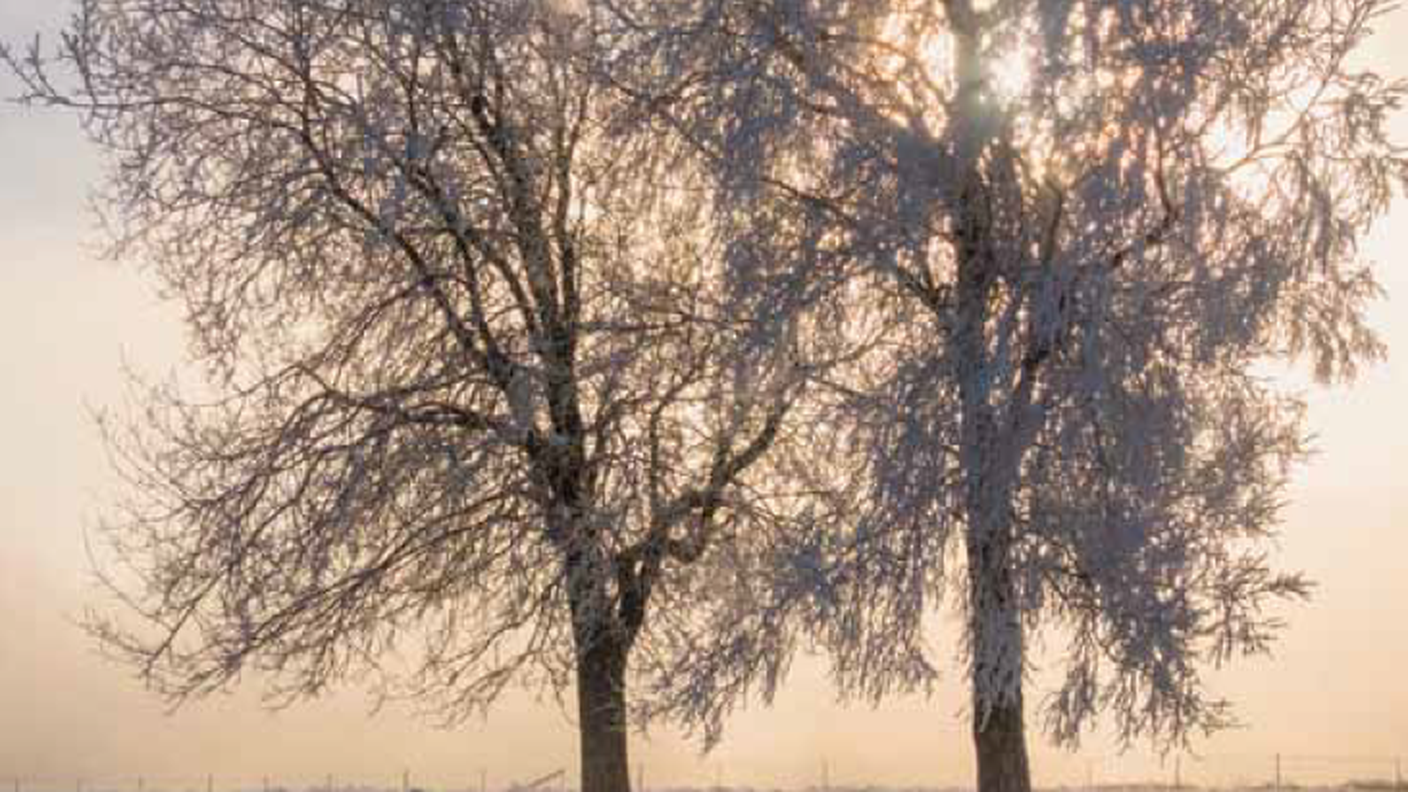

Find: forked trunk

[575,632,632,792]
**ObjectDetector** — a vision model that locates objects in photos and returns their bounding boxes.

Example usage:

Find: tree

[2,3,853,791]
[604,1,1407,791]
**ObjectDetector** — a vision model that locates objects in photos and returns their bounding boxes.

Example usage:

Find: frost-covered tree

[604,1,1407,791]
[2,3,853,792]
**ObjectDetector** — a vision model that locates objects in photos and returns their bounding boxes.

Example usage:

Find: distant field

[3,783,1403,792]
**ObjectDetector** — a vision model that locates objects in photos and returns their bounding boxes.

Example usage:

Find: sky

[1,3,1406,791]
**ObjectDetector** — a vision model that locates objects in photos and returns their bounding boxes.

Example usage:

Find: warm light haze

[2,2,1406,792]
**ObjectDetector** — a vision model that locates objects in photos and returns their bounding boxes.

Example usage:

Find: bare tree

[2,3,856,791]
[604,1,1407,791]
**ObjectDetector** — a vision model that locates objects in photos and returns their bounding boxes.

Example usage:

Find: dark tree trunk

[955,240,1034,792]
[972,685,1033,792]
[964,503,1034,792]
[965,512,1034,792]
[575,631,632,792]
[949,3,1037,788]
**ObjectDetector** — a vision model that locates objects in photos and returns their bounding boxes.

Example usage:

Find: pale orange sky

[1,3,1406,791]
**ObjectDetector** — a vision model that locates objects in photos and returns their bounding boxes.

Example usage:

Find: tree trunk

[972,678,1032,792]
[948,4,1033,786]
[966,520,1034,792]
[575,632,632,792]
[954,223,1034,792]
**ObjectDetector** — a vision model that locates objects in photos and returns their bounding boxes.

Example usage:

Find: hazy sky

[2,3,1406,791]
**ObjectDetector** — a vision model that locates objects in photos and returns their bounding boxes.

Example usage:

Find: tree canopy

[3,3,865,791]
[600,1,1405,789]
[6,3,1405,792]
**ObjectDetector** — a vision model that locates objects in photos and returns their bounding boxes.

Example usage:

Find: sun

[909,23,1036,107]
[988,44,1036,104]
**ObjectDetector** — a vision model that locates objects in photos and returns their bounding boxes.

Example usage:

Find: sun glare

[909,22,1035,108]
[990,49,1035,103]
